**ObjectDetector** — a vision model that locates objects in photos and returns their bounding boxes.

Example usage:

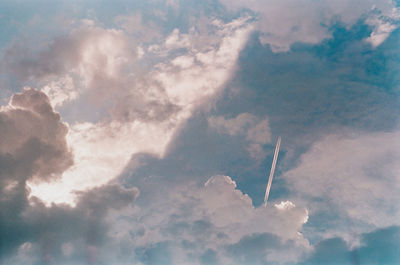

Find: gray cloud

[208,113,271,159]
[0,88,72,182]
[1,182,138,265]
[0,88,139,264]
[3,25,131,82]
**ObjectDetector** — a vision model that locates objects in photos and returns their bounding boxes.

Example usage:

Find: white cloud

[165,28,191,49]
[41,76,77,107]
[365,11,399,47]
[208,113,271,159]
[220,0,400,51]
[23,17,254,205]
[282,130,400,237]
[27,120,175,205]
[171,55,195,69]
[155,19,254,108]
[116,175,310,264]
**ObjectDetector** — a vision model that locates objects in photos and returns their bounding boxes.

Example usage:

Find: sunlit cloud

[23,17,254,205]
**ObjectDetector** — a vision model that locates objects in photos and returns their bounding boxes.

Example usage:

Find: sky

[0,0,400,264]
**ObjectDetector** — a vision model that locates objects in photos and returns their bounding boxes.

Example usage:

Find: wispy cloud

[283,130,400,241]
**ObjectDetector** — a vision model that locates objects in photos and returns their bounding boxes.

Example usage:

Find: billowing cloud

[0,88,72,183]
[117,175,310,264]
[220,0,400,51]
[208,113,271,159]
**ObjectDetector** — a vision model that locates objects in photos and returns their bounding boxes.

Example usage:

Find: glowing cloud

[24,17,254,205]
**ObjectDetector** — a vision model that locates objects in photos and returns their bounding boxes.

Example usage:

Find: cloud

[1,172,309,264]
[226,232,306,265]
[0,18,260,264]
[208,113,257,136]
[0,88,139,264]
[118,175,310,264]
[5,22,135,83]
[365,10,400,47]
[40,76,78,108]
[114,13,162,42]
[220,0,400,51]
[1,182,138,265]
[0,16,256,205]
[282,130,400,239]
[0,88,72,183]
[208,113,271,159]
[1,2,398,265]
[301,226,400,265]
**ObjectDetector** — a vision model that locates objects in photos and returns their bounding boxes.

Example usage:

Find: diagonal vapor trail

[264,136,281,206]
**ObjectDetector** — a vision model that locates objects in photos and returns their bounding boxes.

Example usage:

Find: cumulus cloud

[208,113,271,159]
[220,0,400,51]
[0,88,72,183]
[282,130,400,239]
[113,175,310,264]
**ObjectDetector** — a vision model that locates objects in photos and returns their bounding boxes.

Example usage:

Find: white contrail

[264,136,281,207]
